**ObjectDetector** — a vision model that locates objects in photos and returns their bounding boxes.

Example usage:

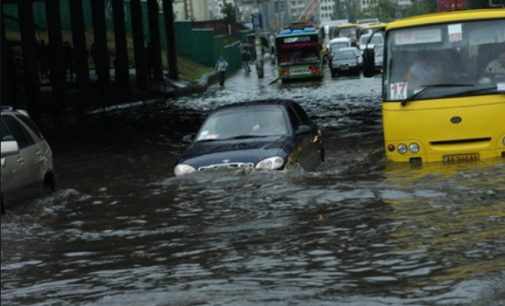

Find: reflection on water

[2,69,504,306]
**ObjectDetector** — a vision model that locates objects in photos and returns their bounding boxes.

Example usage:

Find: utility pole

[255,0,264,78]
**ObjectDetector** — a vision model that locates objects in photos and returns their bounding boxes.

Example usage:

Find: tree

[222,3,237,24]
[374,0,397,21]
[404,0,437,17]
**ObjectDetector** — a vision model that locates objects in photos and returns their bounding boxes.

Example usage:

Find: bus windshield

[385,19,505,101]
[277,35,321,65]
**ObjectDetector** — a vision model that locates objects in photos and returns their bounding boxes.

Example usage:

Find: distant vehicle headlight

[409,143,420,153]
[397,144,408,154]
[174,164,196,176]
[256,157,284,170]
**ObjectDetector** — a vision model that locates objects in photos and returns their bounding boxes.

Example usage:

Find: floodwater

[2,64,505,306]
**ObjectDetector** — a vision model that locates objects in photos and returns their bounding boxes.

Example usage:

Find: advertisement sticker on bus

[395,28,442,45]
[390,82,408,100]
[448,24,463,42]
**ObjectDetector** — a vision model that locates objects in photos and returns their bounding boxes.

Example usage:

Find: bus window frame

[382,18,505,103]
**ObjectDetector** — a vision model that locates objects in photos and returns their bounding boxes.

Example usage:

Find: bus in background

[363,9,505,164]
[276,27,323,82]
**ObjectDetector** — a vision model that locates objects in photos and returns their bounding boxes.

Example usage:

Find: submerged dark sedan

[174,100,324,176]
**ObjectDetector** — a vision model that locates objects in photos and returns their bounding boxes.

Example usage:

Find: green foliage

[404,0,437,17]
[374,0,397,22]
[222,3,237,24]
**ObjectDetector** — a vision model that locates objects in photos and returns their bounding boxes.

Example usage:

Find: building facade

[173,0,211,21]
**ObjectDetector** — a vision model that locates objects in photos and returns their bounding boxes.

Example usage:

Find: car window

[286,106,301,130]
[2,115,35,149]
[15,114,44,139]
[0,117,16,143]
[291,103,311,125]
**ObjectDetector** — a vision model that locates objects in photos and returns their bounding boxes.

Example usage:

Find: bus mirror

[363,48,376,78]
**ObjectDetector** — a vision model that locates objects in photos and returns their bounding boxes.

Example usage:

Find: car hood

[178,136,293,169]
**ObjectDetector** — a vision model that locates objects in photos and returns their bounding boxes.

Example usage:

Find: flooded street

[2,65,505,306]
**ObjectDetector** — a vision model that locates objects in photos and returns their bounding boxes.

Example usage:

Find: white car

[359,32,384,68]
[1,106,55,213]
[327,37,352,53]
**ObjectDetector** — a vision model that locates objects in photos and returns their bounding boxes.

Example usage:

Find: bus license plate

[290,67,308,75]
[443,153,480,163]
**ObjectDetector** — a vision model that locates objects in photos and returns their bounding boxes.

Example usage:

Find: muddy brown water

[2,67,505,306]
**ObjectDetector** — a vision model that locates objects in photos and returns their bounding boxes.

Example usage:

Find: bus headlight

[397,144,408,154]
[409,143,420,153]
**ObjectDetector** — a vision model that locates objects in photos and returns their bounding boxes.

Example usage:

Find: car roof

[212,100,300,113]
[0,106,30,117]
[336,47,358,52]
[330,37,351,43]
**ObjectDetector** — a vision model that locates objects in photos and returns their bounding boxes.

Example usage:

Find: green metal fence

[3,0,242,72]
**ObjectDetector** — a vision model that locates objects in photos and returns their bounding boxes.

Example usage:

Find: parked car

[1,106,55,213]
[174,100,324,176]
[329,47,362,76]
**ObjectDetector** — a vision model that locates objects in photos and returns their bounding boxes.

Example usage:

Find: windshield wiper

[401,83,474,106]
[224,135,269,140]
[437,85,505,99]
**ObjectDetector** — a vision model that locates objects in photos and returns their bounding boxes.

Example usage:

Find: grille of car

[198,162,255,171]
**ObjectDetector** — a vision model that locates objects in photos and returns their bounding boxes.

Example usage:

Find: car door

[2,114,38,191]
[1,117,20,193]
[286,105,313,170]
[291,103,322,170]
[15,114,50,183]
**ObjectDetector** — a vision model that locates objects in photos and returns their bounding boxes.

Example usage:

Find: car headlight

[256,157,284,170]
[409,143,420,153]
[397,144,408,154]
[174,164,196,176]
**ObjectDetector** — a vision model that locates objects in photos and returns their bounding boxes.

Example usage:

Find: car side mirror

[1,140,19,158]
[296,125,312,135]
[363,47,376,78]
[182,134,195,143]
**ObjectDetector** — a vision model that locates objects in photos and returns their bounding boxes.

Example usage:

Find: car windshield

[385,19,505,101]
[335,49,357,59]
[196,106,289,141]
[339,27,358,40]
[330,42,348,50]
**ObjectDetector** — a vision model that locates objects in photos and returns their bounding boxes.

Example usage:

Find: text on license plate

[290,67,309,75]
[443,153,480,163]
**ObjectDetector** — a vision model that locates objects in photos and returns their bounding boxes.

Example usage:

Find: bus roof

[386,9,505,31]
[277,27,319,38]
[335,23,358,28]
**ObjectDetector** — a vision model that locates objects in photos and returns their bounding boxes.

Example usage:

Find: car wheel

[44,172,56,192]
